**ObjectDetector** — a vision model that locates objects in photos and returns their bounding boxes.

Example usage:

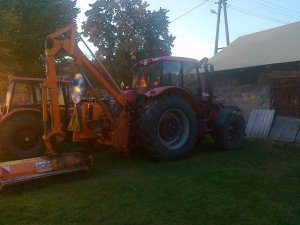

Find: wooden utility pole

[214,0,230,55]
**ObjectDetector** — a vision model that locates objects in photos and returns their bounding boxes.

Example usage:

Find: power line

[258,0,300,15]
[228,5,289,24]
[229,0,300,23]
[170,0,210,23]
[244,0,300,20]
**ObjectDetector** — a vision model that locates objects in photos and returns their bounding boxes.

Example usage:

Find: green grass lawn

[0,140,300,225]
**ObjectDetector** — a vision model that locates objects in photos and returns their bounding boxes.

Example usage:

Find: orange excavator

[0,25,245,190]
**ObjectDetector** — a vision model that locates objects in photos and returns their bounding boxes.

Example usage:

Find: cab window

[161,61,181,86]
[133,61,161,91]
[182,62,200,95]
[11,83,34,105]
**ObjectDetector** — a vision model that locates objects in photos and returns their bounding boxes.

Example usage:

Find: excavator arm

[43,24,130,156]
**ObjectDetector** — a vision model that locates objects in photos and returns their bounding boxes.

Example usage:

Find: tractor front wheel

[215,111,245,150]
[139,95,197,160]
[0,113,44,160]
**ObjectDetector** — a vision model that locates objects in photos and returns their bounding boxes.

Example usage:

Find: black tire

[139,95,197,160]
[0,112,44,160]
[216,112,245,150]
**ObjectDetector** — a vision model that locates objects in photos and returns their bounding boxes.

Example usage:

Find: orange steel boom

[42,24,130,156]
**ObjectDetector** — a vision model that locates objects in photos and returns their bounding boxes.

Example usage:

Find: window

[182,62,200,95]
[161,61,181,86]
[132,61,161,91]
[11,83,34,105]
[34,83,42,104]
[148,62,161,87]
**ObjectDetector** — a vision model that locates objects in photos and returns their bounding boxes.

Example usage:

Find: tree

[0,0,79,77]
[82,0,175,85]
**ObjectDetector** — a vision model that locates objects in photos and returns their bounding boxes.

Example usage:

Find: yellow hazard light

[74,86,81,94]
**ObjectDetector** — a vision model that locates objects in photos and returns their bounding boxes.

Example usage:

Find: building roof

[209,21,300,72]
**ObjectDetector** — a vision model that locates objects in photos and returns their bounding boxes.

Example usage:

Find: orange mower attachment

[0,152,92,190]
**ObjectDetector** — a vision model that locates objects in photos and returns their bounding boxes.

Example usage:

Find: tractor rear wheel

[139,95,197,160]
[0,113,44,160]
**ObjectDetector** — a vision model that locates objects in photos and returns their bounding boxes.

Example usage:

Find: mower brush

[0,152,92,190]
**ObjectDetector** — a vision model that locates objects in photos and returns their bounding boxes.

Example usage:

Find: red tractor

[129,56,245,159]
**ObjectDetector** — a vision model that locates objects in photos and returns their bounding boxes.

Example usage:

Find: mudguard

[0,108,41,124]
[216,108,235,125]
[145,86,198,106]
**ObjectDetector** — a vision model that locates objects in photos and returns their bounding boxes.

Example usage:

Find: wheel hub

[14,126,39,151]
[159,114,181,142]
[158,108,189,150]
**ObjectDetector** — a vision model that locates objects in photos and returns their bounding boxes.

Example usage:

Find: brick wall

[212,72,271,120]
[212,68,300,120]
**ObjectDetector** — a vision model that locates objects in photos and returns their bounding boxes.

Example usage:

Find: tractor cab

[0,76,71,117]
[0,77,44,116]
[132,56,209,97]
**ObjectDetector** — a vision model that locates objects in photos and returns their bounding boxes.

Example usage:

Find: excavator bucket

[0,152,92,190]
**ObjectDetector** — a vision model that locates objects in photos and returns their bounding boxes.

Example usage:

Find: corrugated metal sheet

[210,21,300,71]
[246,109,275,139]
[278,117,300,142]
[294,128,300,143]
[268,116,300,142]
[268,116,286,141]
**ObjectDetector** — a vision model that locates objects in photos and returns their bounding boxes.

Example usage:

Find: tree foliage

[82,0,175,84]
[0,0,79,76]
